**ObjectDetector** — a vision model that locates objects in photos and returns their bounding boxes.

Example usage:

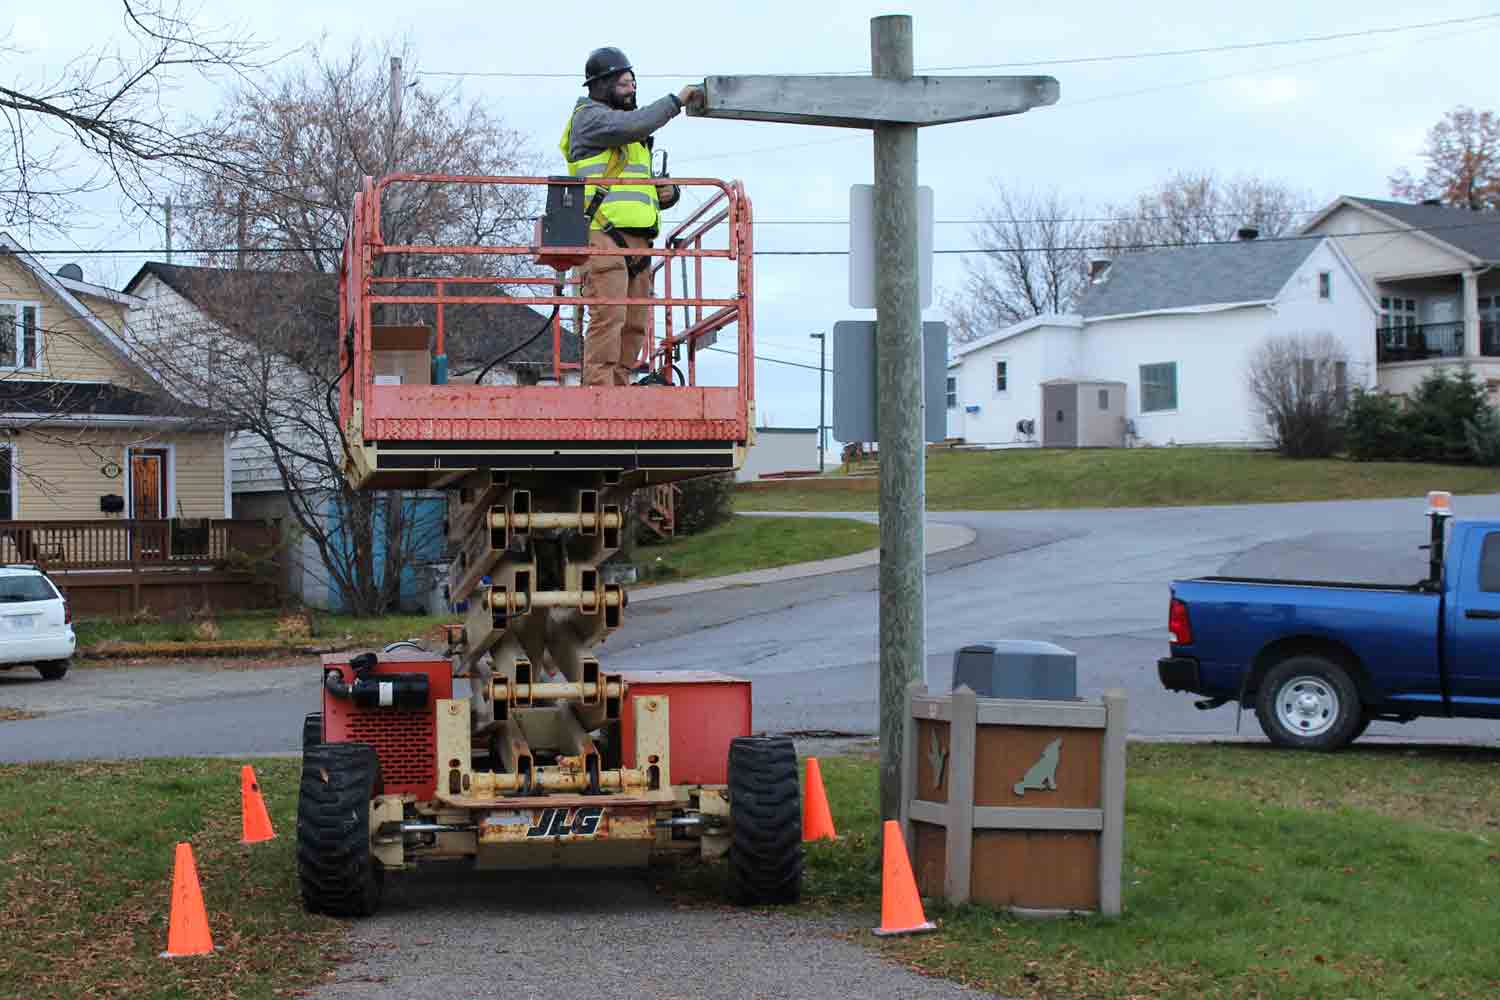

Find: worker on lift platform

[560,46,703,387]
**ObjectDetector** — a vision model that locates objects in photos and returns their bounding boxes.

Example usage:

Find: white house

[945,235,1379,448]
[1300,196,1500,399]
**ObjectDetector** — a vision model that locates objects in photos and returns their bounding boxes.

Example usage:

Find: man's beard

[610,90,637,111]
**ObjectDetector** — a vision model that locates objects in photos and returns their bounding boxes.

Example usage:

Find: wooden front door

[129,449,169,560]
[130,449,168,519]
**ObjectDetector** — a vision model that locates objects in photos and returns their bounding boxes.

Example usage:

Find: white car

[0,566,74,680]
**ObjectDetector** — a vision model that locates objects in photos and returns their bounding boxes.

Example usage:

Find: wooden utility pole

[388,57,403,168]
[870,16,926,825]
[236,191,247,269]
[691,15,1058,820]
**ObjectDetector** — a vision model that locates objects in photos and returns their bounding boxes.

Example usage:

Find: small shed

[737,427,821,482]
[1040,379,1127,448]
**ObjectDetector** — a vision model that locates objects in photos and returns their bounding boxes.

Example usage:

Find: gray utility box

[952,640,1077,700]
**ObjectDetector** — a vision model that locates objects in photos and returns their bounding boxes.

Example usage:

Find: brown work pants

[582,229,652,386]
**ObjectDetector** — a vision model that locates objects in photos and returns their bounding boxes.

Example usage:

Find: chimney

[55,263,83,282]
[1236,227,1259,241]
[1088,257,1112,283]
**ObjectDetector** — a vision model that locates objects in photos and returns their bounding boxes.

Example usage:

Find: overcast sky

[9,1,1498,433]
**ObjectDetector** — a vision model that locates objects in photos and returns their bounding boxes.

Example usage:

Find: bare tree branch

[1097,170,1311,250]
[942,184,1092,342]
[1246,332,1355,458]
[2,1,274,235]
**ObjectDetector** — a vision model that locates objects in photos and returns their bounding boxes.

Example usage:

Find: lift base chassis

[320,653,749,873]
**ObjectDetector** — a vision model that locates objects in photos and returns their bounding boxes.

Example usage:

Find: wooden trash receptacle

[901,682,1126,916]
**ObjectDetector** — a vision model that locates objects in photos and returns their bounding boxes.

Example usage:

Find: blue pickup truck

[1158,493,1500,750]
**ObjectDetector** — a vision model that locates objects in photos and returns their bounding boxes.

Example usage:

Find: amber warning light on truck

[1427,491,1453,516]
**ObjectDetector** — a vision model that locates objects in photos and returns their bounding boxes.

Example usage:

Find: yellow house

[0,236,232,528]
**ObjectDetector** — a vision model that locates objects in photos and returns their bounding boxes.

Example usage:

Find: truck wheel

[723,734,804,905]
[302,712,323,748]
[1255,655,1363,751]
[297,742,383,917]
[36,659,69,681]
[727,736,803,905]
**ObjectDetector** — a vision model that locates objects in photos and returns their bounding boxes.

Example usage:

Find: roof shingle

[126,262,580,368]
[1077,238,1320,318]
[0,379,219,422]
[1345,197,1500,262]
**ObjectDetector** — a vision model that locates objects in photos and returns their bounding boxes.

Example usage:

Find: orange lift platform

[336,173,756,490]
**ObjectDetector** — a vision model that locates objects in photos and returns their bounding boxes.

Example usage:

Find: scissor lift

[297,173,799,917]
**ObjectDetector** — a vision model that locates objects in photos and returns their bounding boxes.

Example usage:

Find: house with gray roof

[1301,196,1500,399]
[944,234,1377,448]
[120,261,583,611]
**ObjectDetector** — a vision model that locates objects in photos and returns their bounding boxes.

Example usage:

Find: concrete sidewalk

[631,515,976,604]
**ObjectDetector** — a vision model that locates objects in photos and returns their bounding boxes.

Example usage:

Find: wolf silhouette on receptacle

[1013,737,1062,797]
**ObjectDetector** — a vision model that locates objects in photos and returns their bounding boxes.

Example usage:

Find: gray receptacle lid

[952,639,1077,700]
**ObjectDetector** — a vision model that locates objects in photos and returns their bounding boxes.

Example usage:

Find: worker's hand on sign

[677,84,704,110]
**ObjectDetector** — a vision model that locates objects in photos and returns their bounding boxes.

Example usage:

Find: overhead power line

[19,214,1500,260]
[705,346,823,372]
[672,18,1498,166]
[420,12,1500,80]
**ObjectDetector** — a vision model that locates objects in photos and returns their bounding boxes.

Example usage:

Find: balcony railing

[1377,321,1465,363]
[0,519,278,573]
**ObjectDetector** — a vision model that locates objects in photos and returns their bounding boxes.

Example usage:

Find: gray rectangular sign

[832,320,947,443]
[848,184,933,309]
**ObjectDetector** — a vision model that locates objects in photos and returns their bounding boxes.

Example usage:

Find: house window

[1098,388,1110,410]
[0,447,11,519]
[0,303,42,370]
[945,376,957,410]
[1318,272,1332,300]
[1140,362,1178,412]
[1380,295,1418,346]
[994,360,1008,393]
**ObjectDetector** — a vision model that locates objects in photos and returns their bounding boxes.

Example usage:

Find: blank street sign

[849,184,933,309]
[832,320,947,443]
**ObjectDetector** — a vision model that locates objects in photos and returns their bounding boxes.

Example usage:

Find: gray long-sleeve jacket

[565,95,682,162]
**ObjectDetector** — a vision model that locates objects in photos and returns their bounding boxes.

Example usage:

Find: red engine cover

[619,671,752,786]
[321,649,453,800]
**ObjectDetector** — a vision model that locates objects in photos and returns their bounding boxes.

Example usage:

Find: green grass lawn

[0,757,341,999]
[737,448,1500,511]
[73,610,446,656]
[635,514,878,583]
[5,745,1498,998]
[787,745,1500,999]
[74,516,878,653]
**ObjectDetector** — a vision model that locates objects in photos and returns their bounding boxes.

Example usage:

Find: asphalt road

[3,493,1499,760]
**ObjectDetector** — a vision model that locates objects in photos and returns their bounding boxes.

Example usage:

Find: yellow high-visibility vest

[558,109,659,231]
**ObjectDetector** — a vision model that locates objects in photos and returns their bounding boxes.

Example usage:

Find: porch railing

[0,519,278,572]
[1377,321,1465,363]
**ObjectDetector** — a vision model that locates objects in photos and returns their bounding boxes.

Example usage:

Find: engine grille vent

[346,710,435,796]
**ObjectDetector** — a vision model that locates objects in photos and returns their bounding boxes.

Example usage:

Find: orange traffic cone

[240,764,275,844]
[872,820,937,937]
[802,757,837,842]
[161,842,215,958]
